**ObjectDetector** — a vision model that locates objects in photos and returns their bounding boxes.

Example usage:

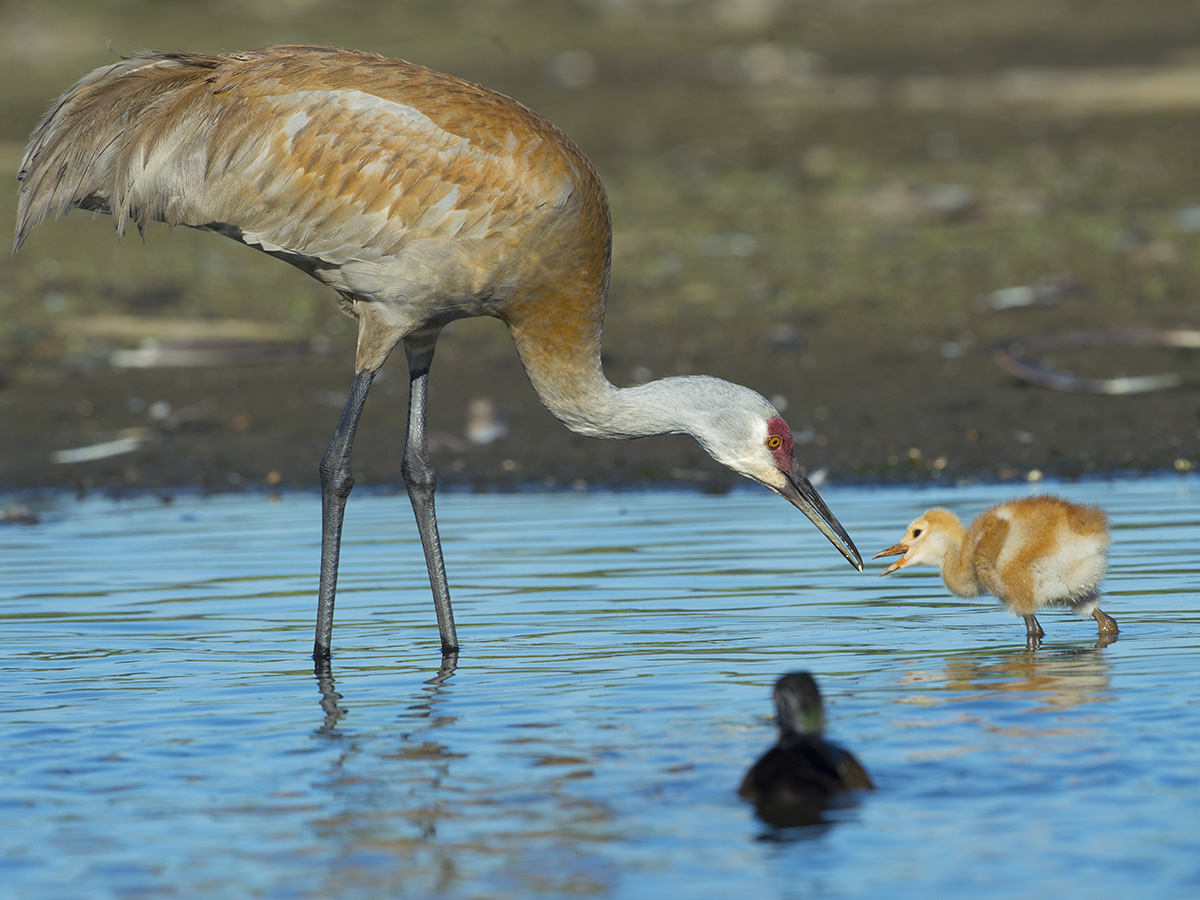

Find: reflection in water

[901,641,1115,715]
[943,645,1114,713]
[306,654,622,896]
[313,658,347,733]
[307,656,466,895]
[403,653,459,717]
[1025,630,1119,653]
[313,653,459,734]
[3,480,1197,899]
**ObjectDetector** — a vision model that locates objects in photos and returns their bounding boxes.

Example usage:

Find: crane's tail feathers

[14,52,219,254]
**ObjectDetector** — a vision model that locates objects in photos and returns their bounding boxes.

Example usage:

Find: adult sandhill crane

[15,45,863,659]
[874,495,1117,642]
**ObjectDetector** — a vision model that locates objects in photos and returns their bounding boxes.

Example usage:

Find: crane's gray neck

[559,377,698,439]
[538,368,770,450]
[511,336,777,469]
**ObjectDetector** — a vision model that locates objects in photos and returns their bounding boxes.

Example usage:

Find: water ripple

[2,477,1198,898]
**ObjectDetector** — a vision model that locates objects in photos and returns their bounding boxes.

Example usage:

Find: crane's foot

[1093,608,1119,636]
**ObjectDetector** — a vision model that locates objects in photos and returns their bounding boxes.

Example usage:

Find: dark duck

[740,672,874,827]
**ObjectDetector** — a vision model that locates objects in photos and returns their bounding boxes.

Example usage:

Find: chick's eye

[767,434,783,450]
[912,528,922,538]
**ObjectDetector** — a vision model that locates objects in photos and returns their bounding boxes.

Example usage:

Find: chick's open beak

[780,463,863,572]
[872,542,909,576]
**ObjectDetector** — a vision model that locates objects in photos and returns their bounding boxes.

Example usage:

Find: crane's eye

[767,434,783,450]
[912,528,922,538]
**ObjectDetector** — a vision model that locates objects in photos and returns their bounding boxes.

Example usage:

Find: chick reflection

[938,643,1112,713]
[740,672,874,828]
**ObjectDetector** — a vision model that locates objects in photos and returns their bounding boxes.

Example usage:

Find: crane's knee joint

[401,452,437,493]
[319,457,356,499]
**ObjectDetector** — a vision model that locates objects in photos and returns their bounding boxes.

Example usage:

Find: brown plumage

[15,46,863,659]
[16,47,605,385]
[874,495,1117,641]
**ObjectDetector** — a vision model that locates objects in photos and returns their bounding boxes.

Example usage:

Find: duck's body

[874,495,1117,639]
[739,672,873,827]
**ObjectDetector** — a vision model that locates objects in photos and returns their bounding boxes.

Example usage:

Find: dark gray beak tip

[783,467,862,572]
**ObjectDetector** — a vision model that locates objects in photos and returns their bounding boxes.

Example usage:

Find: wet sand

[2,297,1195,495]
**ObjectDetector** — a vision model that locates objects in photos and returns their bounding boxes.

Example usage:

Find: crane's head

[872,508,960,575]
[690,383,861,571]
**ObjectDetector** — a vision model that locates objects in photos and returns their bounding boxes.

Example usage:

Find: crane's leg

[402,337,459,656]
[1023,614,1045,639]
[314,369,375,659]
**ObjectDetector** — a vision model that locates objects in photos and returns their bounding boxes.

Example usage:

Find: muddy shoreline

[2,307,1195,498]
[3,3,1199,498]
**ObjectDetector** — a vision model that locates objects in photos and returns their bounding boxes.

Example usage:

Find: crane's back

[16,46,612,374]
[17,46,603,244]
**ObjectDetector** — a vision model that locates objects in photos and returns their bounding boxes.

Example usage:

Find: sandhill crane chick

[873,495,1118,640]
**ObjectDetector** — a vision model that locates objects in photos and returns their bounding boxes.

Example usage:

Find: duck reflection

[740,672,874,829]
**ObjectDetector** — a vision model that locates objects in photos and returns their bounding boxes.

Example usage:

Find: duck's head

[773,671,826,736]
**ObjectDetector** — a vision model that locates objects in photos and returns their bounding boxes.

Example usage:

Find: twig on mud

[991,328,1200,394]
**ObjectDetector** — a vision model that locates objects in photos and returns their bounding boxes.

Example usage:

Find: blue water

[2,476,1198,899]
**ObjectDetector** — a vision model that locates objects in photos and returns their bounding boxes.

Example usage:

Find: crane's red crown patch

[766,416,794,469]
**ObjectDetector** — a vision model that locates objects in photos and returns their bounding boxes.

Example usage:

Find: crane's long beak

[872,542,909,576]
[781,464,863,571]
